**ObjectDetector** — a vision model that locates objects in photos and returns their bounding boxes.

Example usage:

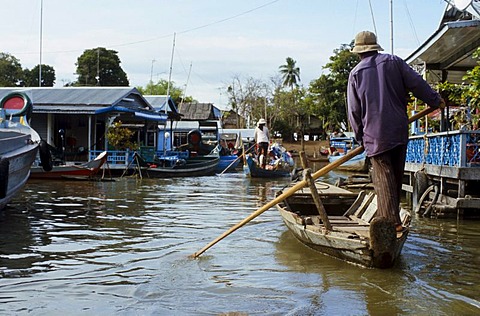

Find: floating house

[0,87,166,167]
[403,3,480,218]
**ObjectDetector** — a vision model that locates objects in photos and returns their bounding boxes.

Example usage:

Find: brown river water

[0,170,479,315]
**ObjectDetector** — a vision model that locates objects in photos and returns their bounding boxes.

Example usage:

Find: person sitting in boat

[219,139,231,156]
[254,118,269,168]
[331,129,346,138]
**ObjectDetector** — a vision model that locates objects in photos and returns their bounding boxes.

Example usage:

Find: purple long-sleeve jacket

[347,52,442,157]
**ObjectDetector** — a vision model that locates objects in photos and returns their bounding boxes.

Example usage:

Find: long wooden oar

[191,106,437,258]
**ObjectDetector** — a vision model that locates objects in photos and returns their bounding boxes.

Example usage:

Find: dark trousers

[257,142,269,168]
[370,145,407,226]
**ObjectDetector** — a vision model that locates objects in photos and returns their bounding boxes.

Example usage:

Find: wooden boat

[131,151,220,178]
[328,135,368,171]
[0,92,47,210]
[275,179,411,268]
[245,155,292,178]
[30,151,108,180]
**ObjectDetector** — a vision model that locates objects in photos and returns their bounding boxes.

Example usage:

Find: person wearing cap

[347,31,445,232]
[254,118,269,168]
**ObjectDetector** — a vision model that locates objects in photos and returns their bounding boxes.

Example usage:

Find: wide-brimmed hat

[258,118,266,125]
[352,31,383,54]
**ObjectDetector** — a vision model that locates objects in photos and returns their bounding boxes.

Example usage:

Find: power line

[403,0,420,46]
[14,0,281,56]
[368,0,378,36]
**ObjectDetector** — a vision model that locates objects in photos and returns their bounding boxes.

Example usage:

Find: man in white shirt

[254,118,269,168]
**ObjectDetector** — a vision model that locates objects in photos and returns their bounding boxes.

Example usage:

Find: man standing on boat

[254,118,269,168]
[347,31,445,232]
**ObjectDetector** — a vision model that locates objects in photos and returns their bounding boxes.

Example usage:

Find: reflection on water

[0,175,479,315]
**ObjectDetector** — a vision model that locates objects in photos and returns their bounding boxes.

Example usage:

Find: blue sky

[2,0,448,108]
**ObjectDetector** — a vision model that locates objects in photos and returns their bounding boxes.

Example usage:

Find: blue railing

[406,130,480,167]
[89,148,190,166]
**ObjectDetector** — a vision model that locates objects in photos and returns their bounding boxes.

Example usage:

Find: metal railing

[406,130,480,167]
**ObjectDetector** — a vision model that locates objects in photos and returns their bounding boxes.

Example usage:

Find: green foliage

[23,64,56,87]
[435,48,480,129]
[136,79,194,105]
[74,47,129,86]
[324,42,360,89]
[308,42,359,132]
[106,121,138,150]
[0,52,23,86]
[271,118,295,141]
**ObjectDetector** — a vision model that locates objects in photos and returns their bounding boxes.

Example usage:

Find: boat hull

[30,151,108,179]
[246,156,292,178]
[0,131,38,210]
[276,182,409,268]
[216,155,240,173]
[328,151,367,171]
[143,156,220,178]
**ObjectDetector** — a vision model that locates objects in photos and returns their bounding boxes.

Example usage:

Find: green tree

[23,64,56,87]
[308,42,360,133]
[106,121,137,150]
[462,47,480,127]
[436,47,480,129]
[136,79,194,105]
[74,47,129,86]
[0,52,23,86]
[279,57,300,90]
[278,57,310,148]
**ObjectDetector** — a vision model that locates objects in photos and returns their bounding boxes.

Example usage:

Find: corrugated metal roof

[0,87,165,122]
[0,87,144,106]
[406,17,480,84]
[143,95,180,114]
[177,102,220,120]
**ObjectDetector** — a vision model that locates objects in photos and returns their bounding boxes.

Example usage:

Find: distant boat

[30,151,108,180]
[0,92,49,210]
[131,150,220,178]
[245,155,292,178]
[328,135,368,172]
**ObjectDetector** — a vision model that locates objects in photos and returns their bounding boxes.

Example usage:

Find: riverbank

[280,139,329,157]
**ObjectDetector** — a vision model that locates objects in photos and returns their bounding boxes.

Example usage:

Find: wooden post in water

[299,151,308,169]
[303,169,332,231]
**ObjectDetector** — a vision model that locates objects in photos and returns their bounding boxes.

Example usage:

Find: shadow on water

[0,175,479,315]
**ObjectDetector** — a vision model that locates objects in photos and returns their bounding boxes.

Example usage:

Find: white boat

[0,92,48,210]
[328,134,368,171]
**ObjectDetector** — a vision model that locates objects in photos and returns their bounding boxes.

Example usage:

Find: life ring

[39,140,53,171]
[0,158,9,199]
[0,92,32,117]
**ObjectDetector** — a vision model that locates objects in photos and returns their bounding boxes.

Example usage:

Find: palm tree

[279,57,305,149]
[279,57,300,90]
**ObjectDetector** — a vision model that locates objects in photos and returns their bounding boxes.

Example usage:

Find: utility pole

[39,0,43,87]
[390,0,394,55]
[150,59,156,94]
[96,48,100,86]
